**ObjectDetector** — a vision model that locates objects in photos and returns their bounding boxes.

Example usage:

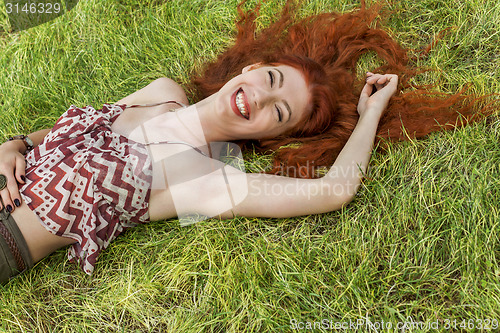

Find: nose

[253,86,274,110]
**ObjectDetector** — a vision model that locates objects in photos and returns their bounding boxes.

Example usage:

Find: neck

[191,93,236,143]
[149,92,238,147]
[151,94,230,147]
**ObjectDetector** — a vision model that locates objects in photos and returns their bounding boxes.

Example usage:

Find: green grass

[1,0,500,331]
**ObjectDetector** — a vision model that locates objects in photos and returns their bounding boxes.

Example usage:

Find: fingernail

[21,175,26,182]
[14,199,21,207]
[6,205,13,213]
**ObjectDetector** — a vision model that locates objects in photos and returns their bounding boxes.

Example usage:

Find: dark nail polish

[14,199,21,207]
[6,205,12,213]
[21,175,26,182]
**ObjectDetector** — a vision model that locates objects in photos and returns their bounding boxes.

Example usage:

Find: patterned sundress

[21,104,153,274]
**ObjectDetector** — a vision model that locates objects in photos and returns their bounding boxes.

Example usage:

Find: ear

[242,62,263,73]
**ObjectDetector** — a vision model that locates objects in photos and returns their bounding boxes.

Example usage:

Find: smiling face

[213,64,311,140]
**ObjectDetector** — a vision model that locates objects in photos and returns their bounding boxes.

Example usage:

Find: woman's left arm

[157,74,398,220]
[208,74,398,219]
[322,73,398,203]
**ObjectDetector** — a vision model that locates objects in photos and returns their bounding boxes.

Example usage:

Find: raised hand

[357,72,398,119]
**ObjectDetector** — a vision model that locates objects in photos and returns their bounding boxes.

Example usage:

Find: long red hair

[189,0,496,178]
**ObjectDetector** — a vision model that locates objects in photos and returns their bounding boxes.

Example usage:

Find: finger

[378,75,398,93]
[15,157,26,184]
[366,74,384,85]
[376,75,399,98]
[5,172,21,210]
[0,187,14,213]
[362,81,375,95]
[376,76,388,85]
[7,173,22,209]
[359,82,374,104]
[373,74,398,91]
[363,73,382,97]
[386,74,399,87]
[0,171,6,210]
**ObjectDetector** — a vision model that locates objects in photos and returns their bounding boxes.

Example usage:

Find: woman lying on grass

[0,1,493,283]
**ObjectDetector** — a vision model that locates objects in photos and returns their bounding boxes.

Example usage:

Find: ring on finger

[0,174,6,191]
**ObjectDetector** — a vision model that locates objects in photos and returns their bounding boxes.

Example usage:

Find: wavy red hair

[189,0,496,178]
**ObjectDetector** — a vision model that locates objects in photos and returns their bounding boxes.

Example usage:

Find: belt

[0,221,26,272]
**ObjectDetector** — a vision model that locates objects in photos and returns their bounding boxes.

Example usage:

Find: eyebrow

[275,69,292,120]
[283,100,292,121]
[276,68,284,88]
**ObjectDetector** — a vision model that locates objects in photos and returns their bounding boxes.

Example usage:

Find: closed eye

[268,71,275,88]
[275,105,282,122]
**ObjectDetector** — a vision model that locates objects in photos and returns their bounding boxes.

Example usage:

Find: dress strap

[139,123,209,157]
[145,140,209,157]
[128,101,209,156]
[124,100,187,109]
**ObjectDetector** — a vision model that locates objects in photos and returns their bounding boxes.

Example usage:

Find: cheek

[251,125,282,140]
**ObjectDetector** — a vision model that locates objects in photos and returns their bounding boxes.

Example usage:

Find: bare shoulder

[149,77,189,104]
[111,77,189,136]
[116,77,189,106]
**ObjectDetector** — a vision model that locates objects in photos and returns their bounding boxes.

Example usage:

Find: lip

[231,88,250,120]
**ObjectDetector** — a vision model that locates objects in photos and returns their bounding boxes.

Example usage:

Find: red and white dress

[21,104,153,275]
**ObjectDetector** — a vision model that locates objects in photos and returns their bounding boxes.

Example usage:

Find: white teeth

[236,91,247,117]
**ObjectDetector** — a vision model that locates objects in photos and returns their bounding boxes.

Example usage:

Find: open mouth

[232,88,250,120]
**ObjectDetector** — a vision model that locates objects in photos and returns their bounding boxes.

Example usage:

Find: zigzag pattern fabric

[21,104,153,274]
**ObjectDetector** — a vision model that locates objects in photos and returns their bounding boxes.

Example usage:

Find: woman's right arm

[0,128,51,211]
[115,77,189,106]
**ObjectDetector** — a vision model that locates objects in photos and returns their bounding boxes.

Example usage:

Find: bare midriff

[11,203,75,263]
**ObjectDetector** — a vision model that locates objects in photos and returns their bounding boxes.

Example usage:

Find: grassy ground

[0,0,499,331]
